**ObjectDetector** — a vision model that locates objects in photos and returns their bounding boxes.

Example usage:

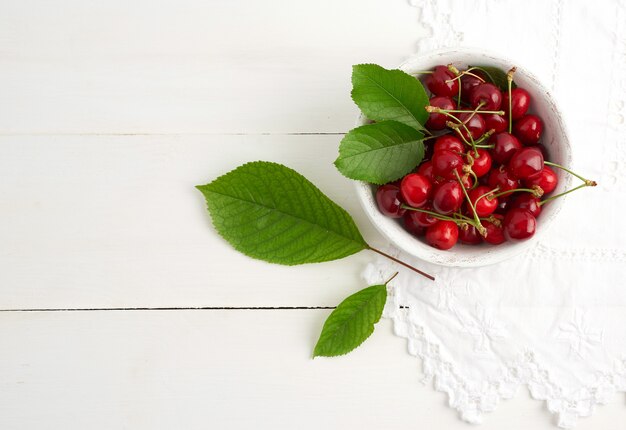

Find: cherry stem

[368,246,435,281]
[427,107,505,116]
[539,183,596,206]
[454,170,486,236]
[384,272,399,285]
[445,67,486,83]
[544,161,597,186]
[491,186,543,200]
[507,67,516,133]
[413,70,434,75]
[422,130,453,141]
[401,205,457,222]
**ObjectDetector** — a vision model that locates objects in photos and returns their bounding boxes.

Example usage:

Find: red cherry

[470,149,492,177]
[488,165,519,192]
[417,160,435,182]
[490,132,522,164]
[495,196,511,214]
[432,149,465,179]
[425,221,459,250]
[481,215,506,245]
[424,66,459,97]
[513,114,543,145]
[503,88,531,120]
[408,204,439,228]
[426,96,456,130]
[510,193,542,217]
[482,113,507,134]
[403,212,426,236]
[509,147,544,179]
[470,83,503,110]
[433,135,464,153]
[376,184,406,218]
[400,173,432,208]
[468,185,498,217]
[433,181,463,215]
[504,208,537,240]
[455,112,486,141]
[525,166,558,194]
[459,224,483,245]
[460,74,483,102]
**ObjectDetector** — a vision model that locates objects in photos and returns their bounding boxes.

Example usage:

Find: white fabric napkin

[363,1,626,427]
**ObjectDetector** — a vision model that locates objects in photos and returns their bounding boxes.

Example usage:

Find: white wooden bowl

[354,49,572,267]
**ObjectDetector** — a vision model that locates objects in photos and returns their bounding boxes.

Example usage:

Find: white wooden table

[1,1,624,428]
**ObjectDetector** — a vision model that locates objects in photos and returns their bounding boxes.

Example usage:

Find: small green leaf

[334,121,424,184]
[197,162,367,265]
[471,65,517,92]
[351,64,429,131]
[313,284,387,357]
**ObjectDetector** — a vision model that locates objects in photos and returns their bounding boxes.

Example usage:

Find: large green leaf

[313,284,387,357]
[197,162,367,265]
[334,120,424,184]
[351,64,429,131]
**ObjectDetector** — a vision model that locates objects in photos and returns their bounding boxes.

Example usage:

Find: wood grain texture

[0,0,419,134]
[1,310,624,430]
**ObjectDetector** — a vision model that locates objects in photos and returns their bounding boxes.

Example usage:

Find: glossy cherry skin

[376,184,406,218]
[459,173,473,190]
[490,132,522,164]
[426,96,456,130]
[482,113,507,134]
[509,147,544,179]
[403,212,426,236]
[470,149,492,177]
[407,204,439,228]
[513,114,543,145]
[400,173,432,208]
[504,208,537,240]
[510,193,542,217]
[433,181,463,215]
[432,149,465,179]
[425,221,459,250]
[495,196,511,214]
[488,165,519,192]
[433,135,464,154]
[525,166,557,194]
[460,74,483,102]
[425,66,459,97]
[458,224,483,245]
[468,185,498,217]
[503,88,531,120]
[417,160,436,182]
[470,83,503,110]
[455,112,486,141]
[481,214,506,245]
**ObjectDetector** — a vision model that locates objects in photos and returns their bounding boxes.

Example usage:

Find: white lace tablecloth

[363,1,626,427]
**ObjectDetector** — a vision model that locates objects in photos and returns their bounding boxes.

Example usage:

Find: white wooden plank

[0,0,424,134]
[0,134,394,309]
[0,309,623,429]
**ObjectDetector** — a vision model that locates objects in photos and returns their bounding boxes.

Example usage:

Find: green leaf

[351,64,429,131]
[313,284,387,357]
[334,121,424,184]
[471,65,517,92]
[196,162,367,265]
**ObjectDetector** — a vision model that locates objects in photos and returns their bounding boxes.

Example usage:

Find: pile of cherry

[376,65,596,250]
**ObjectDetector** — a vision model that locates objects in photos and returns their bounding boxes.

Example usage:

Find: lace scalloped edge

[386,305,626,429]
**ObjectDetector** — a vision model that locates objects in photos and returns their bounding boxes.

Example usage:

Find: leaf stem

[384,272,399,285]
[368,246,435,281]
